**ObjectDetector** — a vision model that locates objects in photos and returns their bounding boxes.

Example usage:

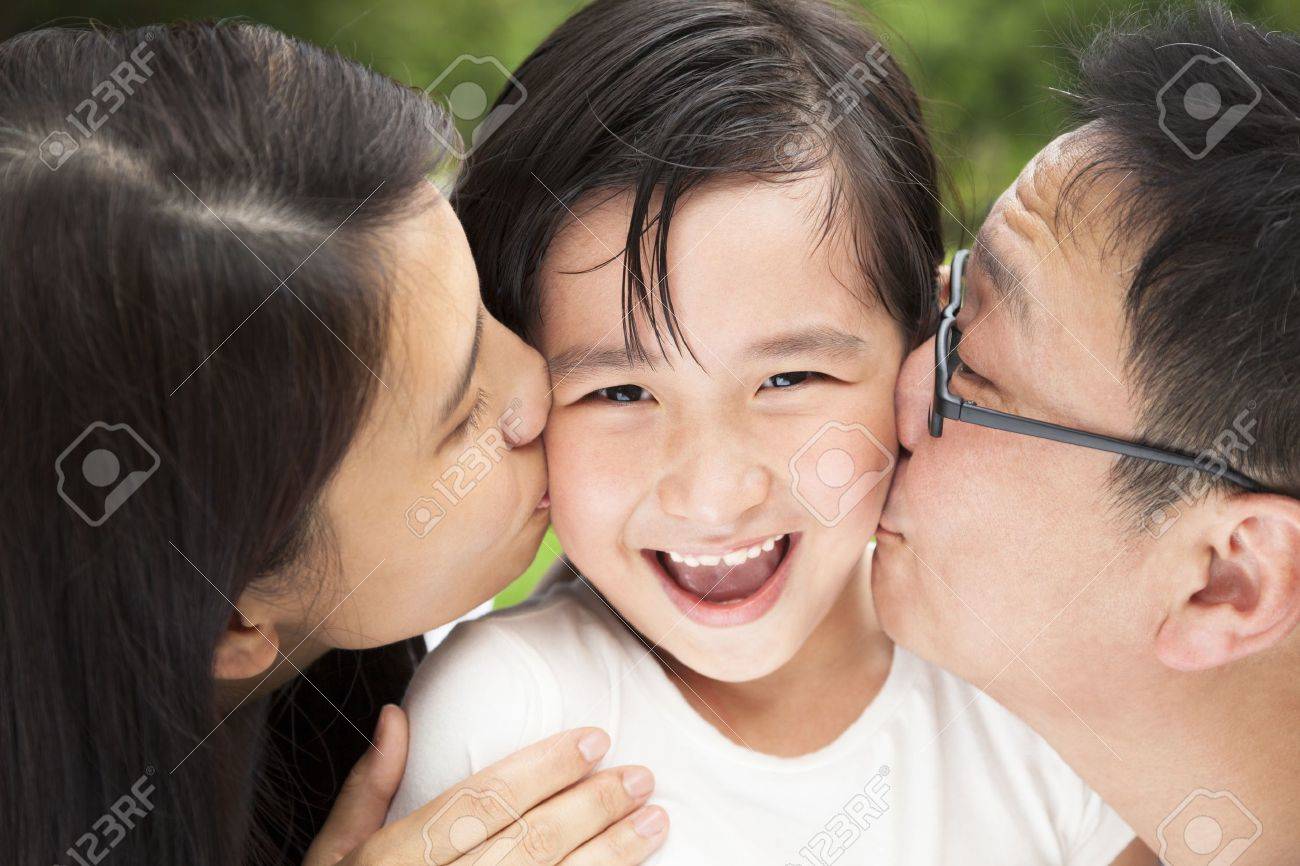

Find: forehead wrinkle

[972,209,1032,330]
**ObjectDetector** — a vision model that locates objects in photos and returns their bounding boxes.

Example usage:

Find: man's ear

[213,599,282,681]
[1156,495,1300,671]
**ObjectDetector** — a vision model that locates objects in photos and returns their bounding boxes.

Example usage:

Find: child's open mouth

[644,533,798,627]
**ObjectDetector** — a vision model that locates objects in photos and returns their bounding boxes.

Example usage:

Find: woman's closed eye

[450,388,490,439]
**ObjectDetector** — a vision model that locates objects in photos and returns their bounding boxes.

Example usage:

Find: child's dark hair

[455,0,944,357]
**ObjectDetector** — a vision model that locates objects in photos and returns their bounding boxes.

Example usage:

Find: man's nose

[896,337,935,454]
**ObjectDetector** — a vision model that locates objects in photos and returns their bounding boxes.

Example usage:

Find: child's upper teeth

[664,534,785,568]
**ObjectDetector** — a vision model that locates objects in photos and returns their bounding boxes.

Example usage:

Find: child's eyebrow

[745,326,869,361]
[548,325,868,384]
[546,344,647,383]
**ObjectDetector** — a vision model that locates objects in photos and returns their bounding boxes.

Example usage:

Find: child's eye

[762,371,820,389]
[591,384,652,403]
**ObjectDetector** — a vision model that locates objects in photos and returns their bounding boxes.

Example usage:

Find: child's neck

[660,548,893,757]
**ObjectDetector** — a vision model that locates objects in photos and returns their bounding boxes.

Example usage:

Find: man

[873,3,1300,865]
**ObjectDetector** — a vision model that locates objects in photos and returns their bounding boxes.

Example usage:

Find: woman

[1,21,664,865]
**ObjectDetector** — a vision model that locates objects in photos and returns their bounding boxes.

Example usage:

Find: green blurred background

[9,0,1296,605]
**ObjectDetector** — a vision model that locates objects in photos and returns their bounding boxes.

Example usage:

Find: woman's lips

[644,533,799,627]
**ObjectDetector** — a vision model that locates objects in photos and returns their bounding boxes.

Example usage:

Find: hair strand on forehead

[455,0,946,363]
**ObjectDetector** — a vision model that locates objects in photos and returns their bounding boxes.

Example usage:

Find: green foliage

[13,0,1298,233]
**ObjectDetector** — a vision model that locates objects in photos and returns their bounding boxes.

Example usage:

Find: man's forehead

[1008,125,1115,253]
[972,125,1134,414]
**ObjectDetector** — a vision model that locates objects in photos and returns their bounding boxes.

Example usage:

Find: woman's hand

[305,705,668,866]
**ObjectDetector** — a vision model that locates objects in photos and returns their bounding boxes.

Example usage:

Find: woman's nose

[896,337,935,454]
[496,323,550,449]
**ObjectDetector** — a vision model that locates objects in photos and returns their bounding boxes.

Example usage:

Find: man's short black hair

[1067,1,1300,519]
[454,0,944,360]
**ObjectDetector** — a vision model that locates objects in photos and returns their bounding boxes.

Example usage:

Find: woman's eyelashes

[452,388,491,438]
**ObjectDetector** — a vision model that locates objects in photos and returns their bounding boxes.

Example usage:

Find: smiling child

[389,1,1137,863]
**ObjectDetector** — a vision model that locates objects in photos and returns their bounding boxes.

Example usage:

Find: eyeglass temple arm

[953,400,1263,492]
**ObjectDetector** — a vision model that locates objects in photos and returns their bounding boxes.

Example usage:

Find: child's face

[537,175,905,682]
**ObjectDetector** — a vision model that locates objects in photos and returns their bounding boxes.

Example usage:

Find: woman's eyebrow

[437,308,484,424]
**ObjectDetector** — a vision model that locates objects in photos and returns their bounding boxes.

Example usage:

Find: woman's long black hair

[0,22,449,865]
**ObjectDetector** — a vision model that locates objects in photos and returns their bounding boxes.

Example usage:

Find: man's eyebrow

[970,226,1030,322]
[745,326,868,360]
[438,308,483,424]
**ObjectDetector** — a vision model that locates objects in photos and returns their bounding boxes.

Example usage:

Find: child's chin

[667,630,804,684]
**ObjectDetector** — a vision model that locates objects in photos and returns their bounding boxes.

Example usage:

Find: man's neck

[663,550,894,757]
[993,642,1300,863]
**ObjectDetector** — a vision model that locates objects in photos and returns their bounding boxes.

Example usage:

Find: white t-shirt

[390,582,1134,865]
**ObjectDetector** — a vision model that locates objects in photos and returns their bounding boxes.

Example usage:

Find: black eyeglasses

[930,248,1264,492]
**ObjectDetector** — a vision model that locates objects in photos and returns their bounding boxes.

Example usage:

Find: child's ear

[213,598,282,681]
[1155,496,1300,671]
[936,263,951,305]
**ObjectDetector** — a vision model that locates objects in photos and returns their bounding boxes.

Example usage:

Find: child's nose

[656,445,770,528]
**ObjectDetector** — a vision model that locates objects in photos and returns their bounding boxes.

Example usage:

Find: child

[390,1,1138,863]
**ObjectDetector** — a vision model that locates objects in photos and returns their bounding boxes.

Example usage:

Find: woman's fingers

[561,805,669,865]
[304,704,409,866]
[468,765,656,866]
[388,727,613,864]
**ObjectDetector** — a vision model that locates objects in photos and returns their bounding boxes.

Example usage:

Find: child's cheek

[544,411,648,554]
